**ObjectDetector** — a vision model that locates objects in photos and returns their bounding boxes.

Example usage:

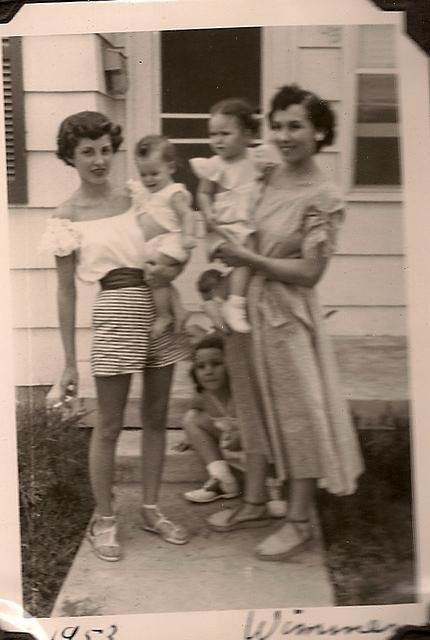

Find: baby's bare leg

[222,236,253,333]
[229,234,254,296]
[151,286,174,339]
[148,252,185,339]
[170,285,190,333]
[229,265,251,297]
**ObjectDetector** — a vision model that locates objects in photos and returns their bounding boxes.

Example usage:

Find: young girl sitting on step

[183,332,286,517]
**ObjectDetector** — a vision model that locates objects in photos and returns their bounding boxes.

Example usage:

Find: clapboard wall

[8,26,406,386]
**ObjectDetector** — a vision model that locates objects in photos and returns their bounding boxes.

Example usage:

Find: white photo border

[1,1,430,638]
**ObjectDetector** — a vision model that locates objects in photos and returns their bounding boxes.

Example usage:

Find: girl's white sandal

[86,515,121,562]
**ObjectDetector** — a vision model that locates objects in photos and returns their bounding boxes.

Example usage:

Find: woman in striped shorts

[41,111,190,561]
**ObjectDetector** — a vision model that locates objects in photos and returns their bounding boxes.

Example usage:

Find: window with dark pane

[173,143,211,208]
[161,28,261,114]
[2,37,27,204]
[161,27,261,200]
[354,73,401,187]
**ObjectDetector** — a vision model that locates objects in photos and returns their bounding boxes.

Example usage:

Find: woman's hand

[144,262,183,287]
[60,364,79,399]
[217,242,254,268]
[220,429,242,452]
[204,212,220,232]
[182,234,197,250]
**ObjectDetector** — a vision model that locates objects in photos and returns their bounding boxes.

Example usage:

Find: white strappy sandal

[140,506,189,545]
[86,515,121,562]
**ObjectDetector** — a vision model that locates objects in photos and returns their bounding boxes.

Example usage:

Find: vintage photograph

[5,21,415,619]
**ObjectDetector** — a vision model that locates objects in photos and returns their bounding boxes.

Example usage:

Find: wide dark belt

[100,268,145,290]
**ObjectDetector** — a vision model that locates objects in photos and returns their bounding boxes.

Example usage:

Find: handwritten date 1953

[50,625,118,640]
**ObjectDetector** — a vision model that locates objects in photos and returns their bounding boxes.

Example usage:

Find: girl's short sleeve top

[39,205,148,283]
[190,145,281,190]
[190,152,258,191]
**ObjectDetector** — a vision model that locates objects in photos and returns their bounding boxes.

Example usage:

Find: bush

[317,422,415,605]
[17,401,93,616]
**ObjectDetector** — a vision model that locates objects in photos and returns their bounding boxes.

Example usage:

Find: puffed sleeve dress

[225,172,364,495]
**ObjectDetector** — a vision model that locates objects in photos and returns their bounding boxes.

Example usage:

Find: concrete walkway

[52,484,334,617]
[51,336,408,617]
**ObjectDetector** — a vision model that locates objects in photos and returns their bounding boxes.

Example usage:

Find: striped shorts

[91,285,190,377]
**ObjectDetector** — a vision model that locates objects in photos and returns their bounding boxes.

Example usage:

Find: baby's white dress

[129,180,193,264]
[190,151,260,256]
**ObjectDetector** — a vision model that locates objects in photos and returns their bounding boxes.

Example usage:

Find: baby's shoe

[184,476,240,503]
[222,296,251,333]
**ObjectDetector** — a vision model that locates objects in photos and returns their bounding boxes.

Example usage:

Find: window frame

[159,27,262,143]
[343,25,402,198]
[2,36,27,205]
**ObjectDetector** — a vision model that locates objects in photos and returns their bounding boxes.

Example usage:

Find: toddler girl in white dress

[191,98,280,333]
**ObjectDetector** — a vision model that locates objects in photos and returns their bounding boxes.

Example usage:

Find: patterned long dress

[225,174,364,496]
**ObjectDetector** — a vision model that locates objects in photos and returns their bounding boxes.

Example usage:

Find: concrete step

[73,335,409,484]
[51,484,334,617]
[116,429,207,484]
[50,336,407,617]
[76,335,409,429]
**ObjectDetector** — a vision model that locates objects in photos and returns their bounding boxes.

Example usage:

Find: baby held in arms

[131,135,197,338]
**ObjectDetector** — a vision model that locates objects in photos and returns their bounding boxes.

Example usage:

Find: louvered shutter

[2,37,27,204]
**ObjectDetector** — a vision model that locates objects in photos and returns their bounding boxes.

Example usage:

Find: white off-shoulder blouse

[40,206,148,283]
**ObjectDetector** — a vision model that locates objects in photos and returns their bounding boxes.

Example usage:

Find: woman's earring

[315,132,325,142]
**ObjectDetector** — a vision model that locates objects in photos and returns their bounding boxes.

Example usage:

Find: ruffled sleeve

[39,217,81,257]
[302,184,345,258]
[127,178,148,209]
[189,156,223,183]
[250,143,282,176]
[166,182,192,207]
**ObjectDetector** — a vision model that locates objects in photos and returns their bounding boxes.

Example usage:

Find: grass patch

[17,401,93,617]
[317,422,415,605]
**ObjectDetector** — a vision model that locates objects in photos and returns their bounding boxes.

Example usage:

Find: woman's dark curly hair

[210,98,260,136]
[56,111,123,167]
[267,84,336,152]
[189,333,228,393]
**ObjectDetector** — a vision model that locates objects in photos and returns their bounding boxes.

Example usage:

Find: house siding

[8,26,406,386]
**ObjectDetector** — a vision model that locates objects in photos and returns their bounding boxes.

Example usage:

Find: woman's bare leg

[90,374,131,516]
[236,452,269,517]
[140,363,175,505]
[287,478,315,521]
[254,477,315,559]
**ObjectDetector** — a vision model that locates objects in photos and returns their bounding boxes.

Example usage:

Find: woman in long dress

[207,84,364,561]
